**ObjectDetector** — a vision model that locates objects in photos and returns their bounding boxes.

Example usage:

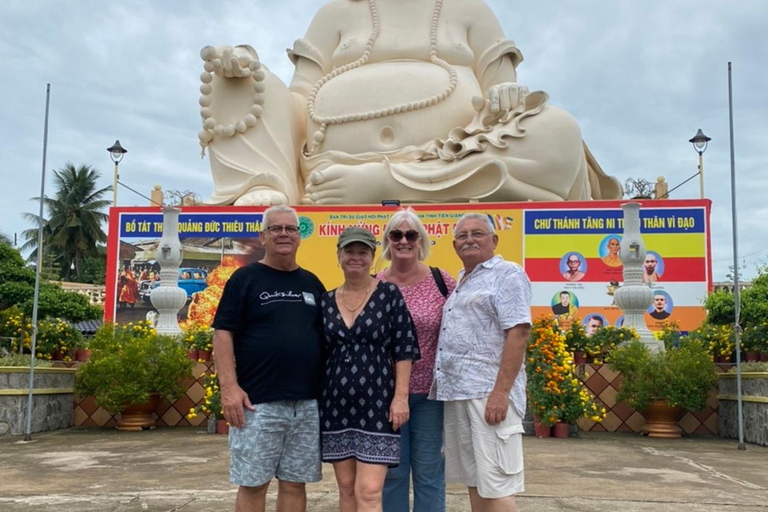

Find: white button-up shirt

[430,255,532,418]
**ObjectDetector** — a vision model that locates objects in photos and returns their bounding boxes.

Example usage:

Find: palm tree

[0,232,11,245]
[21,163,111,281]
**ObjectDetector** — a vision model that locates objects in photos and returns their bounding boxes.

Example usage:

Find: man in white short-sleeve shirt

[430,212,532,511]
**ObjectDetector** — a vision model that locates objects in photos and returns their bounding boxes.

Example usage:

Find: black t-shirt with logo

[212,262,326,405]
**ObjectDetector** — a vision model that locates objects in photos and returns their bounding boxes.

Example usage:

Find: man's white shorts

[444,397,524,498]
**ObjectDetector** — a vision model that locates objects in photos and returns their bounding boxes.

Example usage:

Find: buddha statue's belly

[310,62,481,154]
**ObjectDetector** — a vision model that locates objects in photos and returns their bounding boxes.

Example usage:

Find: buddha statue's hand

[486,82,530,114]
[200,45,262,79]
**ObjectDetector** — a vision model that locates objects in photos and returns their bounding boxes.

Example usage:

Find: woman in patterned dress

[378,208,456,512]
[320,226,420,512]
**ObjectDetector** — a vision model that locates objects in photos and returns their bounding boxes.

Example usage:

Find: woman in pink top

[378,208,455,512]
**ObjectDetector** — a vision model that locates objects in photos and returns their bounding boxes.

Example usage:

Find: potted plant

[527,316,605,437]
[585,325,638,363]
[684,323,734,363]
[654,321,683,350]
[32,317,81,361]
[183,322,213,362]
[187,370,227,434]
[608,338,718,438]
[563,319,589,365]
[75,321,194,431]
[0,306,32,354]
[73,336,92,362]
[741,322,768,362]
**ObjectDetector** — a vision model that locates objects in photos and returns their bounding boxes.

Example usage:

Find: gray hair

[262,205,299,230]
[454,213,495,235]
[381,207,431,261]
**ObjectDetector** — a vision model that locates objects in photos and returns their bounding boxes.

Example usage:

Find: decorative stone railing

[59,282,107,306]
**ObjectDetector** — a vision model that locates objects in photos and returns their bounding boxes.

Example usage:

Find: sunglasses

[388,229,419,242]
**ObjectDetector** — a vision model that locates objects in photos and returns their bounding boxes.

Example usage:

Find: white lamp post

[107,140,127,207]
[689,129,711,200]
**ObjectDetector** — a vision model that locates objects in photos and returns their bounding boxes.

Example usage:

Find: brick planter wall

[575,363,727,435]
[72,361,215,428]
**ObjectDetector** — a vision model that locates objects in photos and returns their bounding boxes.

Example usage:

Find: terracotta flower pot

[216,419,230,435]
[573,351,586,365]
[761,353,768,362]
[187,349,199,361]
[51,350,64,361]
[552,422,570,438]
[198,349,211,362]
[640,399,683,438]
[745,351,760,362]
[533,417,551,438]
[117,394,161,431]
[76,349,91,362]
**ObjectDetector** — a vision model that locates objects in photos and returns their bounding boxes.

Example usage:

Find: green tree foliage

[78,245,107,285]
[0,244,101,321]
[21,163,110,282]
[740,267,768,328]
[704,265,768,328]
[704,289,735,325]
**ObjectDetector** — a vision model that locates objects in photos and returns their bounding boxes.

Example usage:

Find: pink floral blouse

[377,269,456,394]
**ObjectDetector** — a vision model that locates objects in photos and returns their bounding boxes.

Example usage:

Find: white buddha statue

[198,0,622,206]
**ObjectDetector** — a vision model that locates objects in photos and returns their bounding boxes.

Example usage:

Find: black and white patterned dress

[320,281,420,466]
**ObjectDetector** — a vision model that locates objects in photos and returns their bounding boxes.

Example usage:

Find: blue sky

[1,0,766,281]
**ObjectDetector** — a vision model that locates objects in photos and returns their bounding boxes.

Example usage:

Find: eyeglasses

[454,230,490,242]
[567,259,580,264]
[265,225,299,235]
[388,229,419,242]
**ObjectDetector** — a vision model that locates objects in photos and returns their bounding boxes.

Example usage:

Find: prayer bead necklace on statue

[197,46,267,154]
[306,0,458,154]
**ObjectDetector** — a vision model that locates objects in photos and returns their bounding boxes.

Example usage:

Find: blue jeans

[383,394,445,512]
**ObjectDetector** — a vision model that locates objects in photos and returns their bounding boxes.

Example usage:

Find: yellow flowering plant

[182,322,213,352]
[34,317,83,361]
[0,306,32,354]
[0,307,83,361]
[653,321,683,351]
[586,326,638,363]
[75,321,194,413]
[526,316,605,427]
[187,370,222,421]
[563,319,589,354]
[683,323,734,360]
[740,322,768,355]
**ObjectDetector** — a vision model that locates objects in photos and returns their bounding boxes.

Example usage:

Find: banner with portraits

[106,200,711,332]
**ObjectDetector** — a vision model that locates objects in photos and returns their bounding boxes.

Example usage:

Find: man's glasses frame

[265,225,300,235]
[454,230,491,242]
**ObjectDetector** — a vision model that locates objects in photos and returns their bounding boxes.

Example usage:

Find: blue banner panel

[524,208,705,235]
[119,213,264,238]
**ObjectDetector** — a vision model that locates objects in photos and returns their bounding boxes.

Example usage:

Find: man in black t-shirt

[212,205,325,512]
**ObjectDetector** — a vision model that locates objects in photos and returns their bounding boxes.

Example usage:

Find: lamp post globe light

[689,129,711,199]
[107,140,127,207]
